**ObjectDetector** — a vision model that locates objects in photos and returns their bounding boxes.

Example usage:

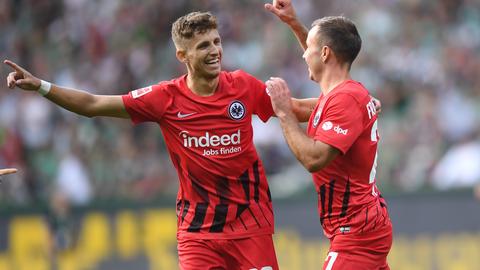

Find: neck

[319,65,351,95]
[186,72,219,97]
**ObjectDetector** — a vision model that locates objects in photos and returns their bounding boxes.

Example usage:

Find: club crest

[313,109,322,128]
[228,101,246,120]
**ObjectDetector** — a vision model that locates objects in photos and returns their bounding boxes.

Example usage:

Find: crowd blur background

[0,0,479,269]
[1,0,479,206]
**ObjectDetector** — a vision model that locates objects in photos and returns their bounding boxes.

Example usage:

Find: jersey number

[369,120,378,184]
[324,251,339,270]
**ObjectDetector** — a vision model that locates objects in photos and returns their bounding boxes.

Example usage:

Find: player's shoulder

[154,75,189,93]
[331,80,370,104]
[157,75,184,90]
[226,69,261,84]
[130,78,178,100]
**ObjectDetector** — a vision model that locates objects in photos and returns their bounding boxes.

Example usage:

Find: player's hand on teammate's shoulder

[266,77,294,118]
[264,0,298,24]
[4,60,41,91]
[0,168,17,176]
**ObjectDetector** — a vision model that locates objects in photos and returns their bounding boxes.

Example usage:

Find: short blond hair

[171,12,218,49]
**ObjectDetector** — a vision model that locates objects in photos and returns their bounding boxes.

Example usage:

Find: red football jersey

[307,80,390,239]
[122,70,275,240]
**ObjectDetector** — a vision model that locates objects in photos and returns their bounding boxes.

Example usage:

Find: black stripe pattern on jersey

[360,207,369,233]
[190,173,210,203]
[210,177,231,233]
[237,168,250,228]
[236,204,249,230]
[340,179,350,217]
[319,184,326,225]
[181,200,190,225]
[239,169,250,201]
[328,179,335,220]
[176,200,182,216]
[216,176,230,204]
[187,168,210,231]
[258,202,271,226]
[248,207,261,228]
[188,202,208,232]
[210,204,229,232]
[253,160,260,202]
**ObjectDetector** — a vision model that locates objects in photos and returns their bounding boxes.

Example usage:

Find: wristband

[38,80,51,96]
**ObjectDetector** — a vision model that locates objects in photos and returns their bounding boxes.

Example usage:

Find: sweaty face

[183,29,223,80]
[303,26,323,82]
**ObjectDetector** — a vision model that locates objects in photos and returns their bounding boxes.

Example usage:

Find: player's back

[307,80,390,238]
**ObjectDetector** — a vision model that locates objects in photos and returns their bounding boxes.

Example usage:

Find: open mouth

[205,58,220,66]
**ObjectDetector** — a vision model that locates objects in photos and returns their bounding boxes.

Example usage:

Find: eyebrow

[196,41,210,48]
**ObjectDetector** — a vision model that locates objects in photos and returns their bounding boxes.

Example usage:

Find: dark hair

[311,16,362,67]
[171,11,218,48]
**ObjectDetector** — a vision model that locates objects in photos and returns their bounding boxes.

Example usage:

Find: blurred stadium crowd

[0,0,479,206]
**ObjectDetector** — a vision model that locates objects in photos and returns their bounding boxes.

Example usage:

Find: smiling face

[172,12,222,80]
[182,29,222,80]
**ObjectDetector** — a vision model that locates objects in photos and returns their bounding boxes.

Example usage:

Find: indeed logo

[334,125,348,135]
[180,130,241,147]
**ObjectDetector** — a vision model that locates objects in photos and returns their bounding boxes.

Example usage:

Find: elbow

[304,162,322,173]
[80,109,95,118]
[82,96,101,118]
[302,156,328,173]
[84,112,95,118]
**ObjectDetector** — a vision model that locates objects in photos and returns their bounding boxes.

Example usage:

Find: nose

[302,51,307,59]
[210,44,221,56]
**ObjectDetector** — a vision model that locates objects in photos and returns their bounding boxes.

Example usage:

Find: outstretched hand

[266,77,294,119]
[0,168,17,176]
[4,60,41,91]
[264,0,298,24]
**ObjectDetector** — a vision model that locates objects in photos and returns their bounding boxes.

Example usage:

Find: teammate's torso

[307,80,389,238]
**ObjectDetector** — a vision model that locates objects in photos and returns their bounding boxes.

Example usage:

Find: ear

[176,49,188,63]
[321,46,330,63]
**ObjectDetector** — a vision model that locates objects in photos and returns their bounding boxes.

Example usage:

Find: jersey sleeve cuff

[121,94,142,125]
[314,134,348,155]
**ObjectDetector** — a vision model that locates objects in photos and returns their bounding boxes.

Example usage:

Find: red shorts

[323,222,393,270]
[177,234,279,270]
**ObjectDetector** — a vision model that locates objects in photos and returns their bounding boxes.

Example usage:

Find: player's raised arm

[265,0,309,51]
[4,60,129,119]
[291,98,317,122]
[0,168,17,176]
[267,78,339,172]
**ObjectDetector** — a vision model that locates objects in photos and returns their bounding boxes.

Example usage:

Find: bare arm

[267,78,339,172]
[291,97,317,122]
[0,168,17,176]
[45,85,129,118]
[4,60,129,118]
[265,0,309,51]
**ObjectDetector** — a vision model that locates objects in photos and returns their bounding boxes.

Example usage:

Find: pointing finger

[3,60,24,73]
